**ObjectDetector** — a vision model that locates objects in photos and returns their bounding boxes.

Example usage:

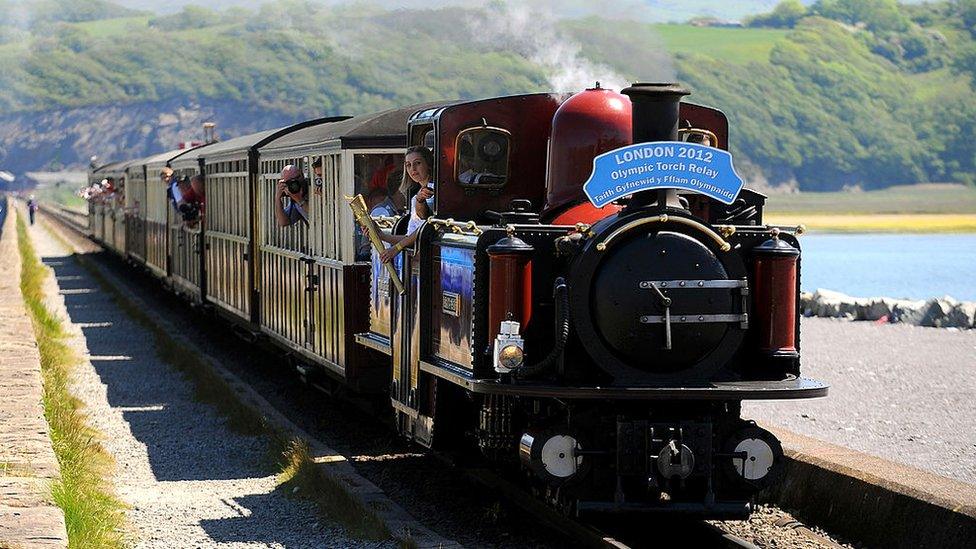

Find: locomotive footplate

[418,360,828,400]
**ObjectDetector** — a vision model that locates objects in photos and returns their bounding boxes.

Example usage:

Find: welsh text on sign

[583,142,744,207]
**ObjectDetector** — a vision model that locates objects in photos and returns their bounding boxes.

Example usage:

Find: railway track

[40,201,761,549]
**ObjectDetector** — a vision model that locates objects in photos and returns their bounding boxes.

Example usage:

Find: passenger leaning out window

[274,164,309,227]
[378,146,434,263]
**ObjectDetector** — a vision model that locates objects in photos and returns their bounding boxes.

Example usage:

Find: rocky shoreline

[800,289,976,329]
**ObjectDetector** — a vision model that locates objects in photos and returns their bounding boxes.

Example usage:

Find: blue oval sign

[582,141,744,207]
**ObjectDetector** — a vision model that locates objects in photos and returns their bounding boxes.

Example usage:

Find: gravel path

[745,317,976,485]
[27,222,361,548]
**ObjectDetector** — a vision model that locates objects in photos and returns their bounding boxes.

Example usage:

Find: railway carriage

[199,120,349,326]
[83,82,826,519]
[254,106,434,390]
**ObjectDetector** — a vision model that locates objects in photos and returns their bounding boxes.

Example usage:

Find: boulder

[800,291,814,316]
[946,302,976,329]
[855,298,894,321]
[920,296,959,328]
[812,288,849,318]
[889,299,928,325]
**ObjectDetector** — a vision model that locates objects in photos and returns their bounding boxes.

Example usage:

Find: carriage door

[392,248,419,408]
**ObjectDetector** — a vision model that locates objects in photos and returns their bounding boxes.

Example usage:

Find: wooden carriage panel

[342,263,381,389]
[92,203,104,242]
[168,159,204,302]
[145,163,170,278]
[258,155,311,351]
[204,159,251,320]
[125,165,147,262]
[260,247,309,351]
[103,209,115,250]
[169,224,202,300]
[109,206,125,254]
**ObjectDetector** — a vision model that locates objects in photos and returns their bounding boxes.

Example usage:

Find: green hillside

[1,0,975,192]
[653,24,789,63]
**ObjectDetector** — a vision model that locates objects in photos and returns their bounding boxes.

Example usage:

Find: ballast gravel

[745,317,976,485]
[28,223,368,548]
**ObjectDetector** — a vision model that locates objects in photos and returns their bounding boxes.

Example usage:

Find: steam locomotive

[85,82,827,518]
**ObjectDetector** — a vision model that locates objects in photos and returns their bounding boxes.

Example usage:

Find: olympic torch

[347,194,405,295]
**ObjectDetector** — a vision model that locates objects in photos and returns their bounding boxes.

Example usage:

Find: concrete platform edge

[0,197,69,548]
[762,423,976,549]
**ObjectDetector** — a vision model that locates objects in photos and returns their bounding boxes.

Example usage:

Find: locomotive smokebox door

[594,231,732,370]
[570,215,749,384]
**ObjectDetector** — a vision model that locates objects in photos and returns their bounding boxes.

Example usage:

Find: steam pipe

[516,278,569,378]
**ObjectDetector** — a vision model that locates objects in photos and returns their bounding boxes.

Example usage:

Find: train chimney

[203,122,218,144]
[620,82,690,209]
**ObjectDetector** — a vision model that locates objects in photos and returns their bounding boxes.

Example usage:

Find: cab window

[455,127,510,189]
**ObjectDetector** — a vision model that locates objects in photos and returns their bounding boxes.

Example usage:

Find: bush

[746,0,807,28]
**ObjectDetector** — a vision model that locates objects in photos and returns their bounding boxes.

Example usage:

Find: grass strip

[16,213,127,549]
[43,216,391,542]
[765,213,976,233]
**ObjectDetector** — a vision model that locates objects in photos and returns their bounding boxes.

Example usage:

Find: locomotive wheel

[720,425,785,491]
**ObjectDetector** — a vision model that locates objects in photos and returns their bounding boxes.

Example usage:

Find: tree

[811,0,909,32]
[746,0,807,28]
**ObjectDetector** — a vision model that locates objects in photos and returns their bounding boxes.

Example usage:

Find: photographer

[176,175,205,227]
[274,164,309,227]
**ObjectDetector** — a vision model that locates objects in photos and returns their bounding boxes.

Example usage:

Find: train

[83,82,827,518]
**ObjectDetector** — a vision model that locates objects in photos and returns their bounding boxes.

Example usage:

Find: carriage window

[353,153,404,261]
[455,127,510,188]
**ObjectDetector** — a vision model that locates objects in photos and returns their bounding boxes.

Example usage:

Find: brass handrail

[595,214,731,252]
[427,217,483,236]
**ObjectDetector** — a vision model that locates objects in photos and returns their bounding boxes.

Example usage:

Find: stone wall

[801,288,976,329]
[0,196,68,547]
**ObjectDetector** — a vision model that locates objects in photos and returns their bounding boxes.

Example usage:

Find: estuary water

[798,233,976,301]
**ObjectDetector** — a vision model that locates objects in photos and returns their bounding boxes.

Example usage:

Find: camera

[285,177,306,195]
[178,201,200,222]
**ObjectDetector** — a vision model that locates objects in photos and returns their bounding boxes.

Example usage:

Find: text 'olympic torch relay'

[583,141,745,208]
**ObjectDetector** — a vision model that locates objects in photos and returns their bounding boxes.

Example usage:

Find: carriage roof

[258,102,447,156]
[91,160,127,174]
[170,141,222,169]
[142,147,200,169]
[201,116,351,162]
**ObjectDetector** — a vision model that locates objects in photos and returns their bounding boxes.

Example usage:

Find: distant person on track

[27,195,38,225]
[274,164,309,227]
[378,146,434,262]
